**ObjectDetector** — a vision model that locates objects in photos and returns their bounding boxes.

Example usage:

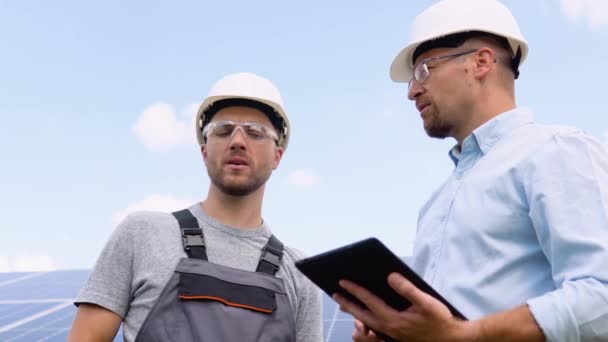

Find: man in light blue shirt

[333,0,608,341]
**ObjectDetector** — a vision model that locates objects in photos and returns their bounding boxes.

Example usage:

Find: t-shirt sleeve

[288,249,324,342]
[74,214,137,318]
[296,277,323,342]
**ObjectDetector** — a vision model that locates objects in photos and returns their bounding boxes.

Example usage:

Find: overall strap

[256,234,284,276]
[172,209,207,260]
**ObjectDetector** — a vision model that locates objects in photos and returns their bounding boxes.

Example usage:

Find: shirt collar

[448,108,534,166]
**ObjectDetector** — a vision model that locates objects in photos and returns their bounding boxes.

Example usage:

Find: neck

[453,89,515,145]
[201,185,265,229]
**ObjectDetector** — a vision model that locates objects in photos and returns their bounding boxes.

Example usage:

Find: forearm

[68,327,117,342]
[471,304,544,342]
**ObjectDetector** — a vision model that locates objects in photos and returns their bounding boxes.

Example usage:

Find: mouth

[226,157,249,168]
[418,105,431,118]
[417,103,430,113]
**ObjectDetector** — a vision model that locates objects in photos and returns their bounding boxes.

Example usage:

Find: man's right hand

[353,319,384,342]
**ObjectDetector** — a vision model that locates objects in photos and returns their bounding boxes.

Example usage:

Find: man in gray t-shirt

[68,72,323,342]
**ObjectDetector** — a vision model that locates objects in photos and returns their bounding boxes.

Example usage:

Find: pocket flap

[178,272,277,314]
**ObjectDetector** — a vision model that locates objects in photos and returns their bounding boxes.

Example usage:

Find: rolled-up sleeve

[527,131,608,341]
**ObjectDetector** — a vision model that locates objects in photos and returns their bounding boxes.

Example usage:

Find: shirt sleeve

[295,275,323,342]
[286,248,324,342]
[74,214,136,318]
[526,130,608,341]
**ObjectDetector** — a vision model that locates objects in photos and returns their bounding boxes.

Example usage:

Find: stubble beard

[207,166,271,197]
[424,107,452,139]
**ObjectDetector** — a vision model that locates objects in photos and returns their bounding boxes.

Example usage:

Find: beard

[207,165,271,197]
[423,107,452,139]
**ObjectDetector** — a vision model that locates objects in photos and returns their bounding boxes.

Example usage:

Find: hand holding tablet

[295,238,467,340]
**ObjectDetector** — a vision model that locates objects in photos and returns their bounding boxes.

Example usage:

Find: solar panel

[0,304,76,342]
[0,273,35,284]
[0,271,106,342]
[0,257,411,341]
[323,294,356,341]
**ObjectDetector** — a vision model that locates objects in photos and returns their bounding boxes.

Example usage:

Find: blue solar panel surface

[0,271,96,342]
[0,257,410,341]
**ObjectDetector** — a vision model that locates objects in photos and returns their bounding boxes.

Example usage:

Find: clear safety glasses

[408,48,479,90]
[203,120,279,143]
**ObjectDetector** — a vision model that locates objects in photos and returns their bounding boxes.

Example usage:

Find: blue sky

[1,0,607,272]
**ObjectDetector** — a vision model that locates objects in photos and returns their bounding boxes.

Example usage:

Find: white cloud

[561,0,608,31]
[604,131,608,148]
[112,194,194,225]
[133,103,199,152]
[288,170,317,187]
[0,255,57,273]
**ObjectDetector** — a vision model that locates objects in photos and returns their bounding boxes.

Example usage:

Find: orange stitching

[179,295,273,314]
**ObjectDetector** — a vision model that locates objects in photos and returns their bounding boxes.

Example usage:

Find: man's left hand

[333,273,479,342]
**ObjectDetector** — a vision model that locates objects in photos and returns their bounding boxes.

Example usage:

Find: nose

[407,79,424,101]
[228,127,247,150]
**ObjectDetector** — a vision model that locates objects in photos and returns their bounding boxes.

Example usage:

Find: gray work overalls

[135,209,296,342]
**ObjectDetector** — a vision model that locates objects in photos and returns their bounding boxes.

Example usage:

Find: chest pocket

[178,270,277,314]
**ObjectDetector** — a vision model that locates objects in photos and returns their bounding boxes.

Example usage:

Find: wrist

[455,319,482,342]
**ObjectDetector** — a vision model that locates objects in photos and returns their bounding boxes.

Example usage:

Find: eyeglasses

[203,120,279,143]
[408,48,479,90]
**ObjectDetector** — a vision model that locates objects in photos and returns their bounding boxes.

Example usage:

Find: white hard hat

[196,72,291,150]
[390,0,528,83]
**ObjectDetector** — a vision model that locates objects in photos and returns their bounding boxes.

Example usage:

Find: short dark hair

[412,31,522,79]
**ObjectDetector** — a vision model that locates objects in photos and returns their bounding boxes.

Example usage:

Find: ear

[201,144,208,165]
[472,47,495,80]
[272,146,284,170]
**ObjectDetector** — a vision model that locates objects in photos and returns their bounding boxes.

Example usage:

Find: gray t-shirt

[75,203,323,342]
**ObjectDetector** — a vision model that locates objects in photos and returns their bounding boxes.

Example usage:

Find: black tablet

[295,237,467,321]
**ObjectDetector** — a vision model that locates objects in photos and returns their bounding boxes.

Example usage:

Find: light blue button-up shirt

[413,108,608,341]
